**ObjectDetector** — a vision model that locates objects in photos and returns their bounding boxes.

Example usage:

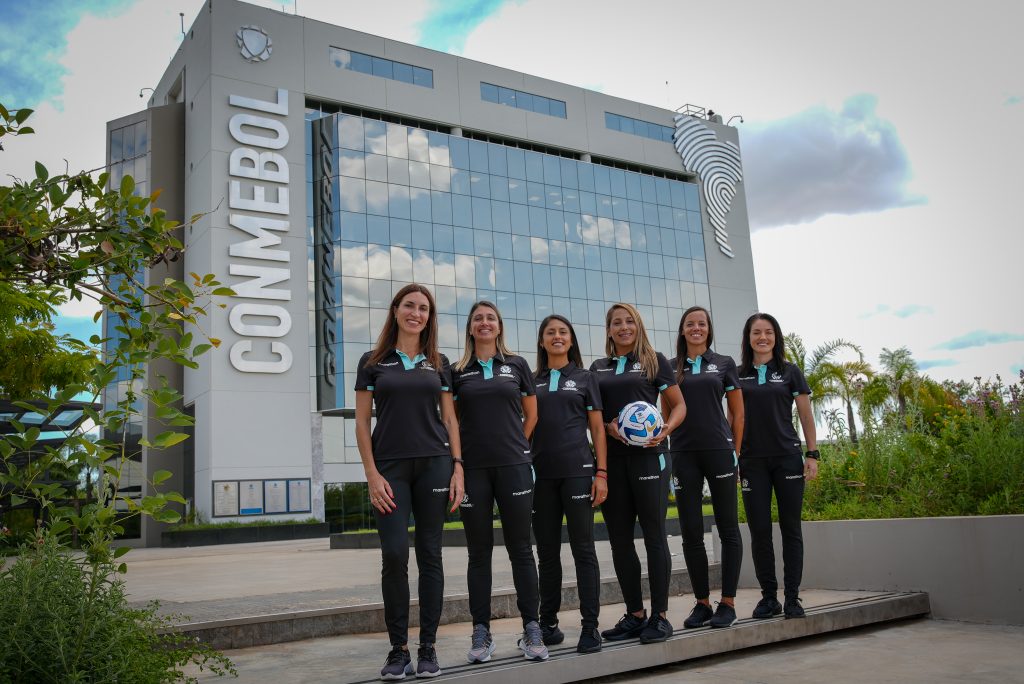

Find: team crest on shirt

[500,365,512,374]
[770,372,784,383]
[419,360,434,371]
[631,362,643,372]
[706,363,718,372]
[563,379,577,391]
[460,493,472,508]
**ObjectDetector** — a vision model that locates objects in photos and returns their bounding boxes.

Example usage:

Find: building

[105,0,757,545]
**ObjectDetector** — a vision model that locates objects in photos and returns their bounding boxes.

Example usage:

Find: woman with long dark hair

[354,283,464,679]
[531,314,607,654]
[590,303,686,644]
[669,306,744,629]
[736,313,818,619]
[452,301,546,662]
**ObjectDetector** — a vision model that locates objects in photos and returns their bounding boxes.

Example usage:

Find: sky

[2,0,1022,387]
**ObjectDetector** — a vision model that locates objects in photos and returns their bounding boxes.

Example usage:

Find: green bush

[0,537,235,683]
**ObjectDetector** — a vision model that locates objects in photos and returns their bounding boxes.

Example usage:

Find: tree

[785,333,863,411]
[1,104,233,680]
[879,346,919,424]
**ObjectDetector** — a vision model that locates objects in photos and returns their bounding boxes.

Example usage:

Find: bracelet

[595,468,608,473]
[804,450,820,460]
[595,472,608,480]
[452,457,465,465]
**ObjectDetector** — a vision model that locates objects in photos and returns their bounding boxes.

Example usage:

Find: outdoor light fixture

[727,115,744,125]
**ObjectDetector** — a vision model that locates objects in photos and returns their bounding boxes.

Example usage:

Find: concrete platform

[185,589,930,683]
[123,536,717,649]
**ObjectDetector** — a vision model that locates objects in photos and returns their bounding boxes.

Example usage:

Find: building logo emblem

[237,25,272,62]
[672,115,743,258]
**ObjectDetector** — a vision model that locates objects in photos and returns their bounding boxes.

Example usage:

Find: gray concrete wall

[724,515,1024,625]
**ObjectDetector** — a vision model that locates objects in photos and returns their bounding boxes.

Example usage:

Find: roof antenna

[179,12,185,37]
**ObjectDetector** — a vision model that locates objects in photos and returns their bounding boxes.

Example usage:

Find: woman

[669,306,744,630]
[736,313,819,619]
[452,301,546,662]
[531,314,608,654]
[354,283,464,680]
[590,303,686,644]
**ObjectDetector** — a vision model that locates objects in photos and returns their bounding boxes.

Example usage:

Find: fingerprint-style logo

[672,115,743,258]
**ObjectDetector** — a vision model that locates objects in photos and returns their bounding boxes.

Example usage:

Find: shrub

[0,537,235,683]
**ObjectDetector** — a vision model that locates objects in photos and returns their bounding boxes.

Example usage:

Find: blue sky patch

[416,0,512,53]
[0,0,134,108]
[917,359,957,371]
[934,330,1024,351]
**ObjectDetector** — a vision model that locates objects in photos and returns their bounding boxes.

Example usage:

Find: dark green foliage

[0,538,235,683]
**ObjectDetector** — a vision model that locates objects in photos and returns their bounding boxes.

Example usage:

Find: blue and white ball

[616,401,664,446]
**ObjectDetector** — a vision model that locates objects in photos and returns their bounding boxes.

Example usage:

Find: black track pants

[672,448,742,598]
[374,455,453,646]
[601,449,672,615]
[533,476,601,628]
[740,453,805,598]
[460,463,539,627]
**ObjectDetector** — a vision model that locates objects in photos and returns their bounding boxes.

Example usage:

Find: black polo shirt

[668,350,740,453]
[452,354,535,469]
[589,352,676,458]
[736,360,811,457]
[354,349,453,461]
[532,362,603,479]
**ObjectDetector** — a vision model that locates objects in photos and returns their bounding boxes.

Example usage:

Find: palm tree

[879,346,918,423]
[832,360,874,443]
[785,333,863,415]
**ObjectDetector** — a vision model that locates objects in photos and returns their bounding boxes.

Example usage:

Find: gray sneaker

[466,624,495,663]
[517,621,550,661]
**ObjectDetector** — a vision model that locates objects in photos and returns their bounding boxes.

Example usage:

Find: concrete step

[187,589,930,683]
[428,591,930,684]
[175,564,721,650]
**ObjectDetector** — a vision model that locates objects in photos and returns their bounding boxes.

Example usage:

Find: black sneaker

[576,626,602,653]
[639,614,673,644]
[752,594,783,619]
[709,602,737,628]
[682,602,714,629]
[415,643,441,678]
[540,621,565,645]
[380,645,413,680]
[784,596,805,619]
[600,611,647,641]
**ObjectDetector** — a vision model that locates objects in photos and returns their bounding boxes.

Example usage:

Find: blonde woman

[590,303,686,644]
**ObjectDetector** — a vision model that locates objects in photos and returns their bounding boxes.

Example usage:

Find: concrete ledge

[406,592,930,683]
[161,523,329,548]
[174,564,720,650]
[730,515,1024,625]
[330,515,716,549]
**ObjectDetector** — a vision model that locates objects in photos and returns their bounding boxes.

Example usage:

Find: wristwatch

[804,449,820,460]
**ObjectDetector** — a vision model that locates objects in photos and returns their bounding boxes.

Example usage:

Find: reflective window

[480,82,567,119]
[309,113,708,412]
[605,112,675,142]
[330,47,434,88]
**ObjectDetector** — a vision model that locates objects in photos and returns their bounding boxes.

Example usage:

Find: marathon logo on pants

[432,487,449,493]
[512,489,533,496]
[715,472,734,479]
[571,494,589,500]
[785,474,804,480]
[638,475,659,481]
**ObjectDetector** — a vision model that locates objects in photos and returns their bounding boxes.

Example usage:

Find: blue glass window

[481,82,567,119]
[330,47,434,88]
[605,112,674,142]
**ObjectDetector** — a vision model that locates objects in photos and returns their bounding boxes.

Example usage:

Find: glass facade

[480,83,567,118]
[329,47,434,88]
[605,112,674,142]
[307,110,710,421]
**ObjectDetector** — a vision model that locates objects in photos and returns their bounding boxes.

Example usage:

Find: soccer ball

[616,401,664,446]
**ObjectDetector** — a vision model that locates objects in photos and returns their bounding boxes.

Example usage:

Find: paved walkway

[123,535,699,623]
